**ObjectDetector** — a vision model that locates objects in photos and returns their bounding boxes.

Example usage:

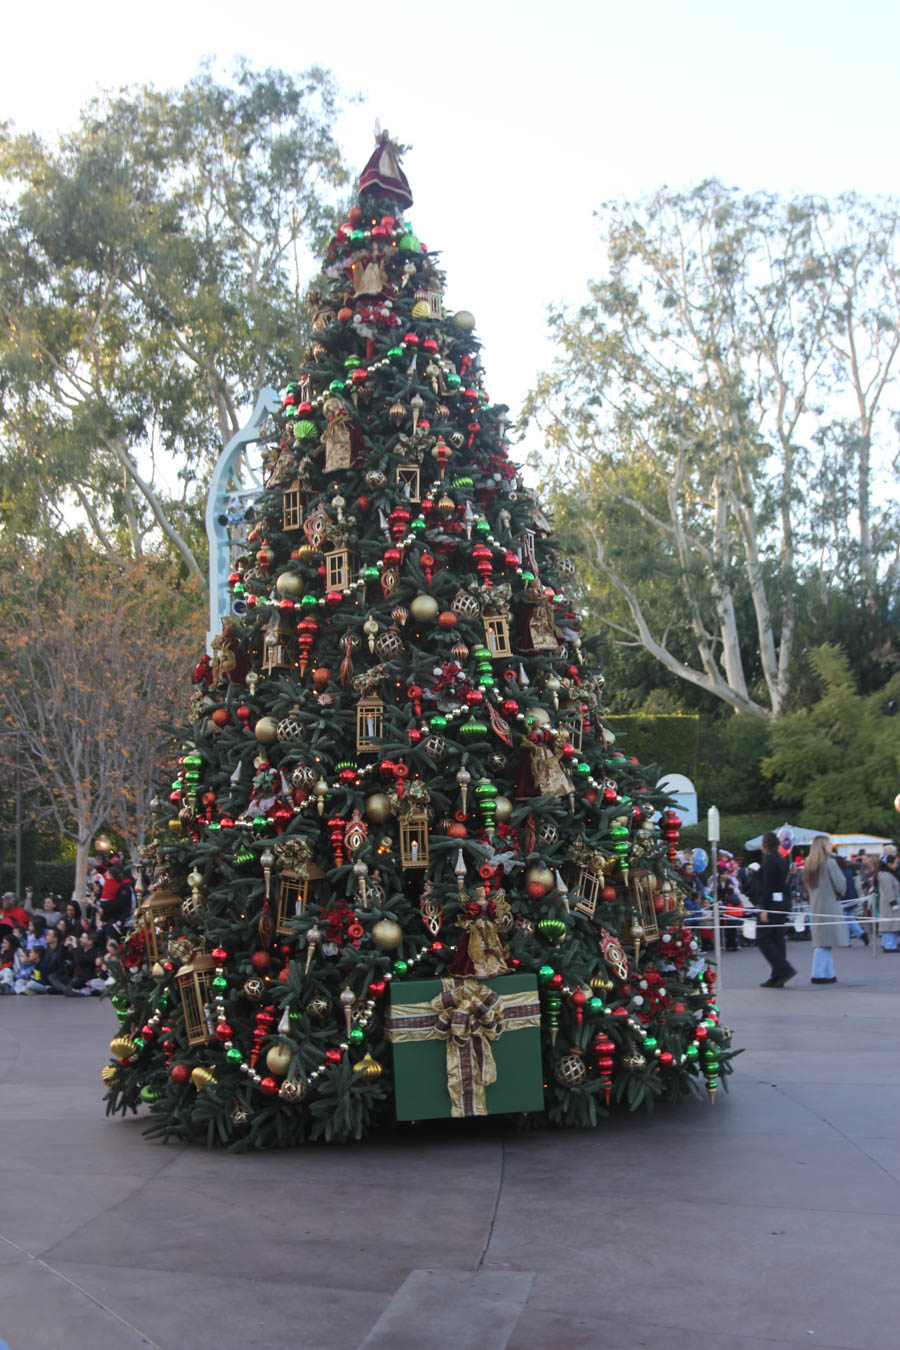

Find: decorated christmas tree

[102,134,735,1146]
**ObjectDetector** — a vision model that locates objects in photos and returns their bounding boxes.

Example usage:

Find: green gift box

[386,973,544,1121]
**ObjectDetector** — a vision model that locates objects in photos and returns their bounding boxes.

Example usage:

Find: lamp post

[707,806,723,992]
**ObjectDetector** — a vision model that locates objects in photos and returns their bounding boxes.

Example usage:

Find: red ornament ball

[659,1050,674,1067]
[438,610,458,630]
[211,947,228,965]
[348,206,363,226]
[250,951,271,974]
[259,1076,279,1096]
[211,708,231,728]
[525,881,548,900]
[325,1048,343,1065]
[170,1063,191,1085]
[601,886,618,904]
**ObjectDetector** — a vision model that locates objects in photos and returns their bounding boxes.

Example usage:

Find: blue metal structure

[204,387,281,653]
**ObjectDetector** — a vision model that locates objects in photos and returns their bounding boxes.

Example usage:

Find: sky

[4,0,900,447]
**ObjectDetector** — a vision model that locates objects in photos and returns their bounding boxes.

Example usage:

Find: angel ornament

[321,398,353,472]
[521,728,575,801]
[448,885,511,979]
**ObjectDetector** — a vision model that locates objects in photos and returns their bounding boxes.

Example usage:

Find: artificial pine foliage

[102,135,737,1148]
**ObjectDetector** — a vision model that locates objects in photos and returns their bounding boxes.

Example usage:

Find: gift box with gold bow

[386,974,543,1120]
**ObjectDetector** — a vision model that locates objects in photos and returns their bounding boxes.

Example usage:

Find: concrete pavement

[1,939,898,1350]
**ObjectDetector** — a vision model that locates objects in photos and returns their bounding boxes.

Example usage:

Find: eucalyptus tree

[0,62,350,573]
[527,183,900,719]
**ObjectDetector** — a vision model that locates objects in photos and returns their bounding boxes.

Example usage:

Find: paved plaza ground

[1,940,899,1350]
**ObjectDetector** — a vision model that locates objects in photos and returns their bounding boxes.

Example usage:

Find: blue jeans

[811,947,836,979]
[882,932,900,951]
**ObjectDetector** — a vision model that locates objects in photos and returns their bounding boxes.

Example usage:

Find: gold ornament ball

[279,1078,308,1102]
[525,865,554,891]
[265,1043,294,1077]
[411,299,430,319]
[554,1050,587,1087]
[451,310,476,332]
[101,1065,119,1086]
[275,571,303,597]
[254,716,279,744]
[365,792,392,823]
[306,993,333,1020]
[525,707,551,728]
[371,919,403,950]
[297,544,320,564]
[494,795,513,822]
[410,593,440,623]
[353,1052,383,1081]
[191,1067,217,1091]
[109,1036,137,1062]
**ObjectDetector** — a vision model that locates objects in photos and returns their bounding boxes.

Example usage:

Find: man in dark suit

[756,831,796,987]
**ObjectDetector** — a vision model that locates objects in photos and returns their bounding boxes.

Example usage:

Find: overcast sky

[4,0,898,444]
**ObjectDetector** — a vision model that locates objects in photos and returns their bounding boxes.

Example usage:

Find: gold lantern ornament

[572,855,604,920]
[484,613,513,658]
[395,463,421,502]
[282,479,303,532]
[175,953,217,1047]
[398,811,429,869]
[138,883,183,964]
[275,862,326,935]
[356,693,385,753]
[325,547,358,592]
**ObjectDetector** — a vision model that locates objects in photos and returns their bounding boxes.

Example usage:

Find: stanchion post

[708,806,722,992]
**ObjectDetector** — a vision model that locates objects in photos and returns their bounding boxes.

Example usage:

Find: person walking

[803,837,850,983]
[876,854,900,951]
[757,831,795,987]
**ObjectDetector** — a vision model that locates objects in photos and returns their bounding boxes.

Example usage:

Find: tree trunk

[74,831,91,907]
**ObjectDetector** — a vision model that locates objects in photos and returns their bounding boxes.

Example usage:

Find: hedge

[605,714,700,784]
[0,860,76,900]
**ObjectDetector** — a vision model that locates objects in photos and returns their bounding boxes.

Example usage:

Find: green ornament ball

[588,997,605,1015]
[139,1086,160,1103]
[363,565,381,583]
[328,379,346,393]
[538,965,555,984]
[392,959,408,977]
[211,975,228,993]
[642,1036,658,1051]
[388,346,404,362]
[429,715,447,731]
[685,1044,699,1061]
[574,761,591,779]
[348,1027,365,1046]
[410,518,426,536]
[226,1047,244,1065]
[111,995,129,1014]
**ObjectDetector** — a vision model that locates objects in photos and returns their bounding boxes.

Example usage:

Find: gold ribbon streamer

[387,978,541,1118]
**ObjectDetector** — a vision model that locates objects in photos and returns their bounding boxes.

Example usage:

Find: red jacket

[1,904,30,931]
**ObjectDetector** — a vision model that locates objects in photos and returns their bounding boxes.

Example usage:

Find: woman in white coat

[803,838,850,983]
[876,854,900,951]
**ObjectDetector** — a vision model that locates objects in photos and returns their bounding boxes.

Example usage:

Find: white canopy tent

[744,822,829,851]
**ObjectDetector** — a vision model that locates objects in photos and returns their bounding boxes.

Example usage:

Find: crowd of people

[675,831,900,987]
[0,855,136,996]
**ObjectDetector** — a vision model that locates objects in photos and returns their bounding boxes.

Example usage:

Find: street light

[94,834,112,854]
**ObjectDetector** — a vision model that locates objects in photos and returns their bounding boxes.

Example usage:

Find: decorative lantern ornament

[175,954,217,1047]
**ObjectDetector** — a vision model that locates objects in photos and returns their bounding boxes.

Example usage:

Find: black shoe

[811,976,837,983]
[772,967,797,987]
[861,932,870,946]
[759,978,777,987]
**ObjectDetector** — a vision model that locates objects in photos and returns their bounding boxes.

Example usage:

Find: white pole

[707,807,722,992]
